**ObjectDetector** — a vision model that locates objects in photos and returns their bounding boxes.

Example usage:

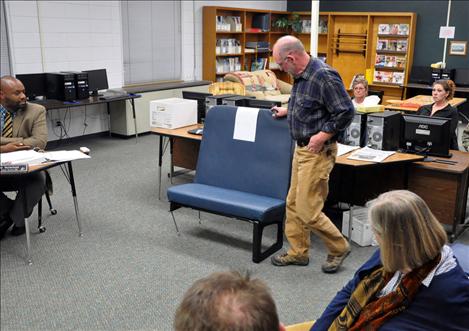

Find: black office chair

[368,89,384,104]
[37,171,56,233]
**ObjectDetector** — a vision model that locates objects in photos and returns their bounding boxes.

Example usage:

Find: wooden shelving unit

[203,7,416,101]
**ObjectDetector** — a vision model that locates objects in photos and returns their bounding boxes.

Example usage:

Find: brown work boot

[321,247,351,273]
[271,252,309,266]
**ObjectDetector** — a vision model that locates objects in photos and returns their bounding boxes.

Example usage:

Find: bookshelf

[203,8,416,101]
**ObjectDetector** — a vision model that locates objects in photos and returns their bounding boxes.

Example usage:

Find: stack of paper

[347,147,396,163]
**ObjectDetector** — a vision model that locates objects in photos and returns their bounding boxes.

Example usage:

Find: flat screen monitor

[401,114,452,158]
[409,66,432,85]
[182,91,213,123]
[15,73,47,100]
[245,99,281,108]
[83,69,108,96]
[454,68,469,87]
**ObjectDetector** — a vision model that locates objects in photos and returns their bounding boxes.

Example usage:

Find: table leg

[67,162,83,236]
[130,98,138,143]
[107,102,111,137]
[158,136,163,200]
[24,217,32,265]
[169,137,174,184]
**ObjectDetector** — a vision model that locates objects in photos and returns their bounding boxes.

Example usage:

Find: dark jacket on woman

[416,103,459,150]
[311,249,469,331]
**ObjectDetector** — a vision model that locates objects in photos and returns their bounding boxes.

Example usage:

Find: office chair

[208,81,245,96]
[368,89,384,104]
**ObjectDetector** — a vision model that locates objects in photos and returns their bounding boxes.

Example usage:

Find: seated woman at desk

[351,76,380,108]
[416,79,458,149]
[311,190,469,331]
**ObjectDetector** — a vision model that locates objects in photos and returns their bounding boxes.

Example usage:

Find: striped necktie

[2,111,13,137]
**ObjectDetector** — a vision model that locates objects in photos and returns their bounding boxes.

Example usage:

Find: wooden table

[1,160,83,264]
[407,150,469,241]
[331,151,425,206]
[150,124,203,199]
[384,95,467,113]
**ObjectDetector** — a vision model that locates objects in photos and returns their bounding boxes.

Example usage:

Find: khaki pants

[285,143,348,258]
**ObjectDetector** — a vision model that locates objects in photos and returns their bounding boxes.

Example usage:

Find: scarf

[329,254,441,331]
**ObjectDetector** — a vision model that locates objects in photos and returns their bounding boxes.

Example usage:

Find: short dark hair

[174,271,280,331]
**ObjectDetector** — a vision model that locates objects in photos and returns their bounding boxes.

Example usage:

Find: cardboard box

[149,98,197,129]
[342,207,376,247]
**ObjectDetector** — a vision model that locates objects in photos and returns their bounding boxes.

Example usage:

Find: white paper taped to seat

[233,107,259,142]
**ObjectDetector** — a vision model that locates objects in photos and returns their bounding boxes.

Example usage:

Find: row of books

[377,39,408,52]
[216,57,242,74]
[378,23,409,36]
[375,55,406,69]
[216,16,242,32]
[373,70,405,85]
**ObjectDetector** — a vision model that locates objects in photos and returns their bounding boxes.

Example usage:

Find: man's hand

[0,142,31,153]
[271,106,288,118]
[307,132,333,154]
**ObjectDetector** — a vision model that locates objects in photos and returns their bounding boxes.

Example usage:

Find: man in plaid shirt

[271,36,354,273]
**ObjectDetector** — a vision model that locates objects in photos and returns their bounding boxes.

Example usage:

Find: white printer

[149,98,197,129]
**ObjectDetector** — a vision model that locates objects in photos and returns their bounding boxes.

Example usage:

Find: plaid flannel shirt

[287,58,354,142]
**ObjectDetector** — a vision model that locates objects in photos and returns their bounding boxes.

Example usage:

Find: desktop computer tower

[222,96,255,106]
[62,71,89,99]
[205,94,238,112]
[345,113,367,147]
[46,72,76,101]
[366,111,401,151]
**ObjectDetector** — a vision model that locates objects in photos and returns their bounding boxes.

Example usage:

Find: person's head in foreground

[313,189,469,331]
[174,270,285,331]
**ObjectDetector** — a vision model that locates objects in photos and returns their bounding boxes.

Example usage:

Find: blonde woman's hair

[352,76,368,91]
[368,190,447,272]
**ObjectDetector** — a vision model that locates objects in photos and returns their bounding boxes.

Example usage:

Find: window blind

[121,1,181,85]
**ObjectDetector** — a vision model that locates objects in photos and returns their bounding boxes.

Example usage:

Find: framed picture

[449,41,467,56]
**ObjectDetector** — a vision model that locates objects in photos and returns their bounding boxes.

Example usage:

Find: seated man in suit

[0,75,48,238]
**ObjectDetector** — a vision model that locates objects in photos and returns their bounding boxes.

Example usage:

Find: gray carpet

[1,134,468,331]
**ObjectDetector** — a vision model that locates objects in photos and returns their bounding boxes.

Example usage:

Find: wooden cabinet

[203,7,416,101]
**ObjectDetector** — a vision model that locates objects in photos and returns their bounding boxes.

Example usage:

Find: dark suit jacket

[1,102,47,149]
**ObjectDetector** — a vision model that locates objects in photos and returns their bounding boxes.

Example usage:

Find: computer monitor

[182,90,213,123]
[401,114,452,158]
[245,99,281,108]
[409,66,432,85]
[454,68,469,87]
[15,73,47,100]
[83,69,108,96]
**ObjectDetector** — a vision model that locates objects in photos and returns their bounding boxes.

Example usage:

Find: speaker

[345,113,367,147]
[366,111,401,151]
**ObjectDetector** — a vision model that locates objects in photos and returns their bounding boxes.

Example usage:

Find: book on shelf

[375,54,386,66]
[378,24,390,34]
[251,58,267,71]
[398,24,409,35]
[392,72,405,85]
[395,56,406,69]
[396,40,408,52]
[390,24,399,35]
[384,55,397,67]
[374,70,405,85]
[376,39,388,50]
[378,23,409,36]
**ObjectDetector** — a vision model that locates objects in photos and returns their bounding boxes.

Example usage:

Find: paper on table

[347,146,396,163]
[337,143,360,156]
[0,150,46,165]
[233,107,259,142]
[43,150,90,162]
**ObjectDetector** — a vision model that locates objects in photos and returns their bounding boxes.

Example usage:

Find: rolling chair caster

[38,226,46,233]
[50,208,57,215]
